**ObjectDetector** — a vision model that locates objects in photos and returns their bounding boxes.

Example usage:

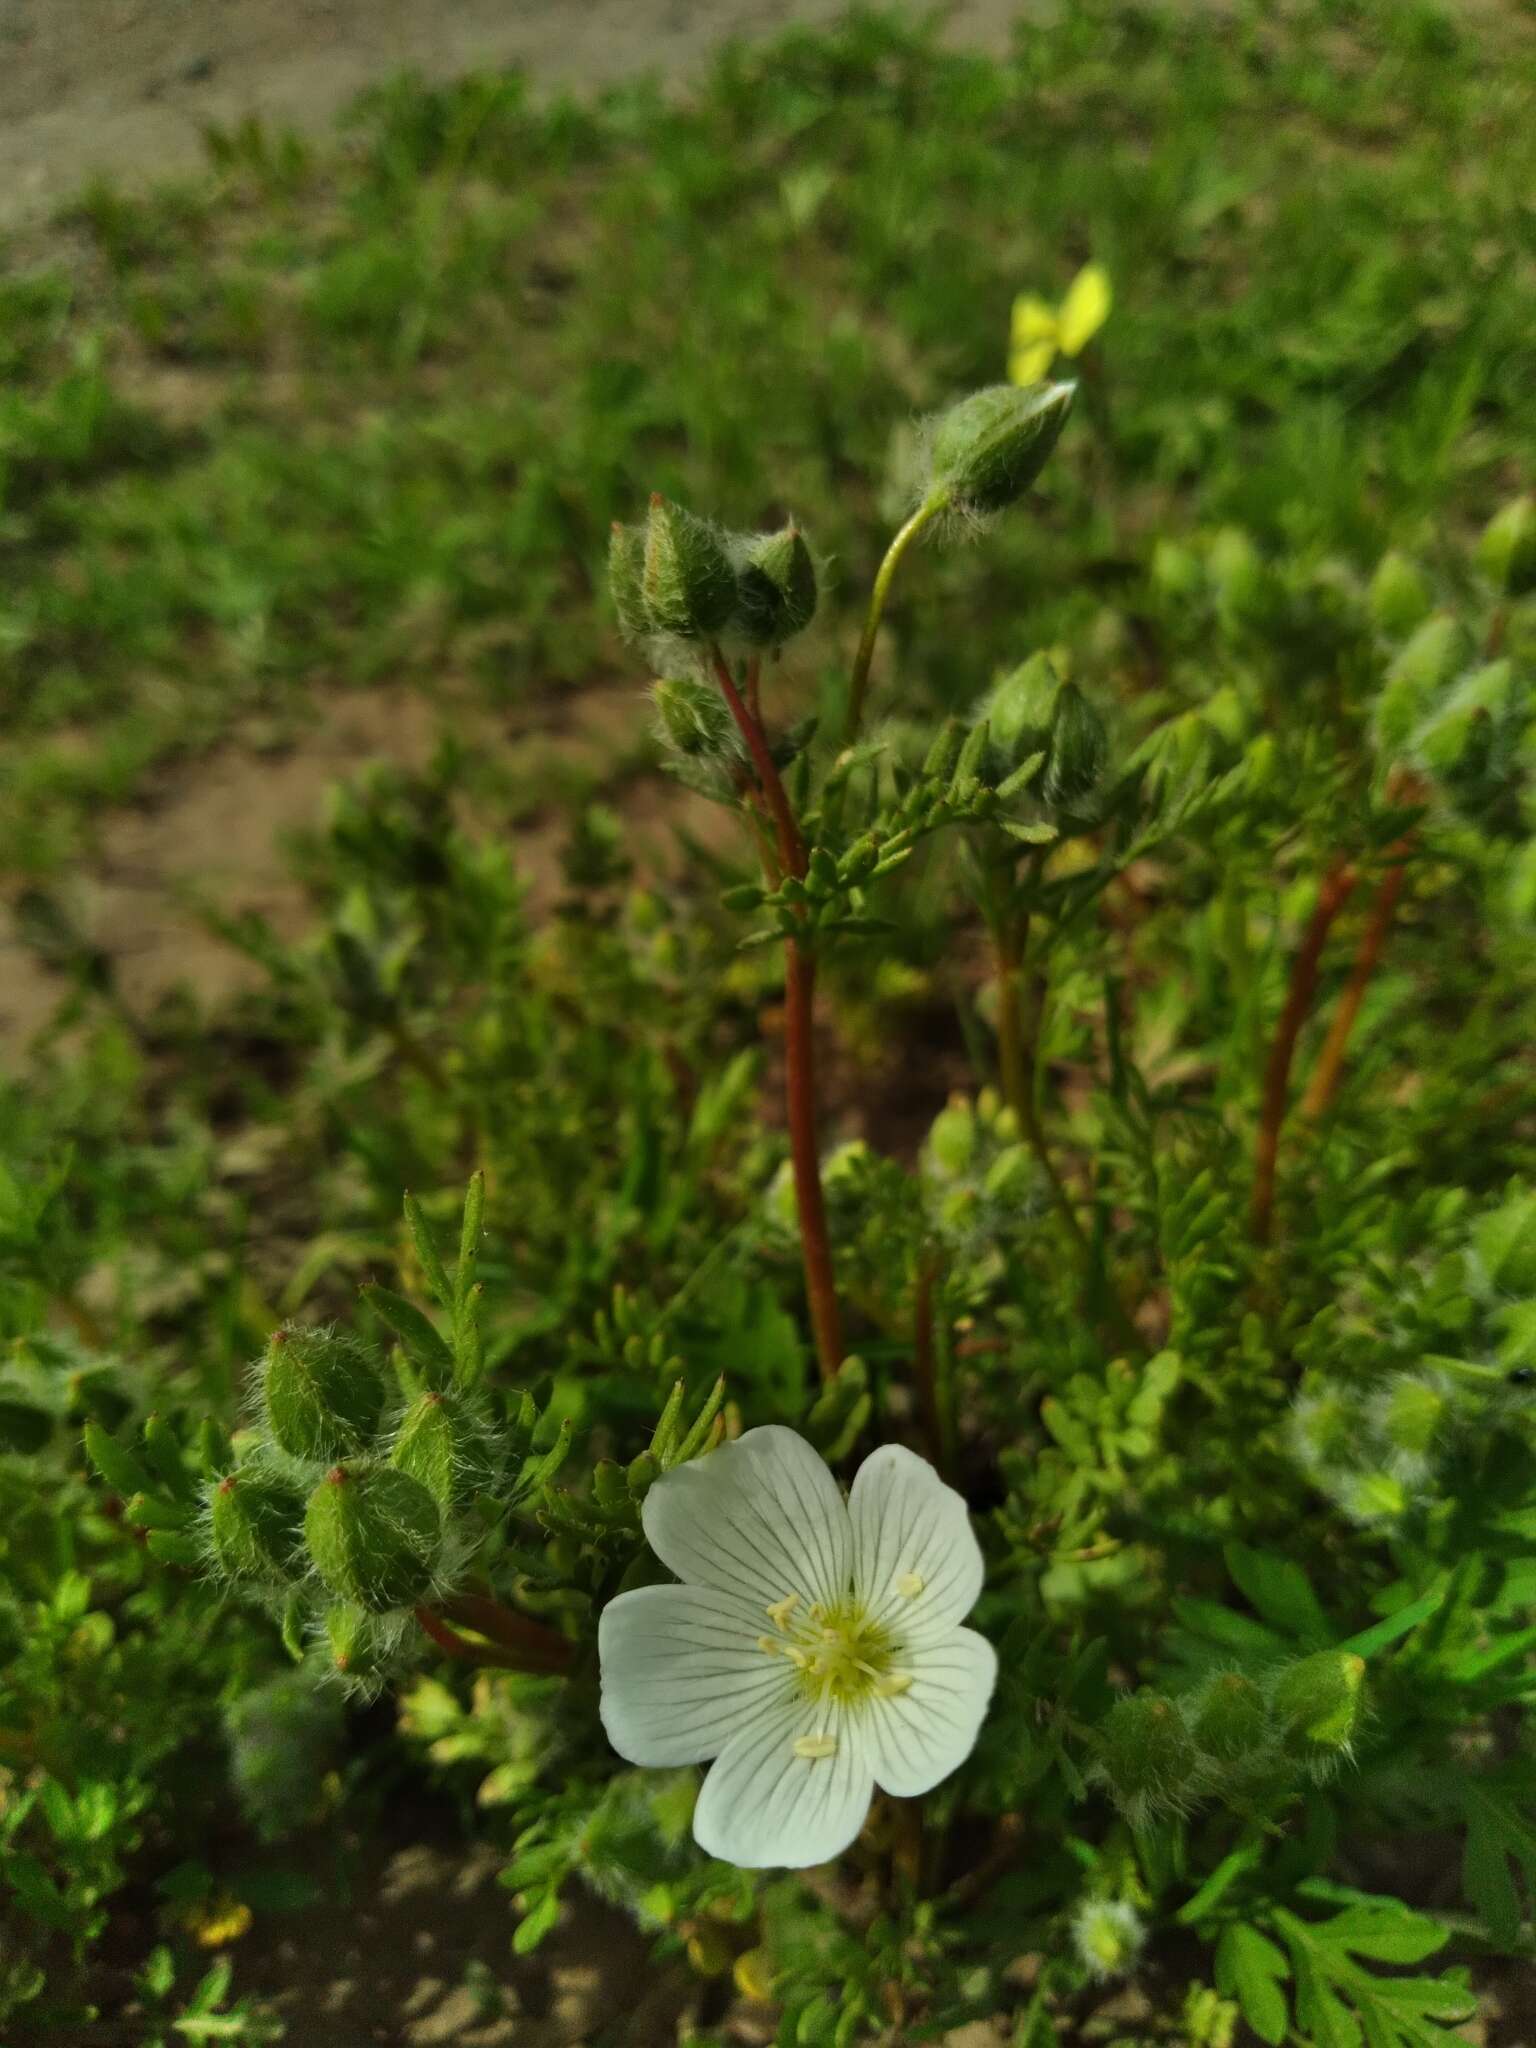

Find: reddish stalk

[1250,859,1359,1244]
[912,1253,946,1475]
[1299,850,1411,1122]
[709,646,845,1382]
[440,1591,573,1672]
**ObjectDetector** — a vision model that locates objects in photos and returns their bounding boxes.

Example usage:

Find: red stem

[440,1591,573,1671]
[1300,850,1411,1121]
[1250,859,1359,1244]
[710,646,844,1381]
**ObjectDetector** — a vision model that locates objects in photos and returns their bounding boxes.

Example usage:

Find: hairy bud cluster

[610,497,820,650]
[1094,1653,1369,1822]
[983,653,1110,817]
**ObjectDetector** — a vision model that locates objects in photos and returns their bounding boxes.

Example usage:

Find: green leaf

[512,1886,561,1953]
[1214,1923,1289,2046]
[404,1191,453,1309]
[83,1421,153,1499]
[1336,1582,1447,1660]
[361,1283,454,1379]
[1224,1541,1331,1644]
[1461,1764,1536,1947]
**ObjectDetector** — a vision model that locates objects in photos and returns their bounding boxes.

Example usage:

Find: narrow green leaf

[404,1191,453,1309]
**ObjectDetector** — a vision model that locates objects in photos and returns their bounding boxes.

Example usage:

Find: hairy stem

[1250,858,1358,1244]
[843,491,950,743]
[1300,848,1411,1121]
[710,647,845,1382]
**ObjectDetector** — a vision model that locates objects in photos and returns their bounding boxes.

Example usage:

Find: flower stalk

[843,493,951,743]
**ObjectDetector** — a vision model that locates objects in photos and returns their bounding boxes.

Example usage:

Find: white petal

[693,1691,874,1869]
[641,1425,852,1610]
[598,1582,793,1766]
[849,1442,985,1644]
[864,1626,998,1797]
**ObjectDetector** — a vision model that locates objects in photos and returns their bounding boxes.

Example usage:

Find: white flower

[598,1424,997,1869]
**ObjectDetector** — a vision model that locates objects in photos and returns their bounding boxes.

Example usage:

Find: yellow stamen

[878,1672,914,1696]
[785,1646,812,1669]
[897,1572,924,1599]
[792,1732,838,1760]
[757,1635,780,1656]
[765,1594,800,1631]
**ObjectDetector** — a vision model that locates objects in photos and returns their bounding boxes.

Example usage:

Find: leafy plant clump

[4,4,1536,2043]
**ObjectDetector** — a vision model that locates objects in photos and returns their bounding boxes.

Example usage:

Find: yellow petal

[1010,293,1058,346]
[1008,343,1055,386]
[1058,263,1112,356]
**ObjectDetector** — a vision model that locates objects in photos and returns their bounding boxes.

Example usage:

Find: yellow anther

[757,1635,781,1656]
[792,1732,838,1761]
[765,1594,800,1631]
[878,1672,914,1696]
[785,1646,812,1669]
[897,1572,925,1599]
[821,1626,839,1642]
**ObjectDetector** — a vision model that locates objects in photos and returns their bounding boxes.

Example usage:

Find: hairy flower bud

[651,674,737,760]
[391,1390,494,1510]
[1270,1650,1366,1770]
[929,380,1075,514]
[1477,495,1536,598]
[608,521,649,644]
[1097,1691,1197,1821]
[1044,681,1110,807]
[986,653,1061,774]
[305,1461,442,1611]
[642,495,737,639]
[926,1095,977,1179]
[733,525,818,644]
[209,1466,307,1584]
[1191,1672,1270,1766]
[261,1325,384,1464]
[1374,1374,1444,1458]
[1367,551,1432,635]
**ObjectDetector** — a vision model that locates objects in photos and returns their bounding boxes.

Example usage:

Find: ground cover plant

[4,2,1536,2040]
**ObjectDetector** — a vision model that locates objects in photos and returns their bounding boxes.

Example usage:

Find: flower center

[756,1591,912,1708]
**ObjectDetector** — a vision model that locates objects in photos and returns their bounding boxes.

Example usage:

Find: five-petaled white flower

[598,1425,996,1869]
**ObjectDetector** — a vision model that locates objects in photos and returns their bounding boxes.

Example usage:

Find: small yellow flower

[1009,262,1113,385]
[184,1895,253,1948]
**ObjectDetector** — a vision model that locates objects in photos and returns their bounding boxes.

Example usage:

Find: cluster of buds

[1287,1370,1453,1526]
[610,496,820,658]
[1093,1652,1369,1824]
[983,651,1111,822]
[923,1088,1042,1251]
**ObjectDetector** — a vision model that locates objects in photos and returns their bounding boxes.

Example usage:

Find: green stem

[843,491,950,743]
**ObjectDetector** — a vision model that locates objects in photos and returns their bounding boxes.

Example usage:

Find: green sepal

[305,1462,442,1612]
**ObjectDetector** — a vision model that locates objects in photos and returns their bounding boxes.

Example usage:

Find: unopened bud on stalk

[733,525,818,644]
[986,652,1061,774]
[926,1095,977,1179]
[324,1602,395,1681]
[642,495,737,639]
[1374,1375,1444,1458]
[261,1325,384,1464]
[391,1390,494,1510]
[209,1467,307,1585]
[1097,1690,1197,1820]
[1270,1650,1366,1770]
[928,380,1075,515]
[1367,551,1432,635]
[652,675,737,760]
[1477,496,1536,598]
[305,1461,442,1611]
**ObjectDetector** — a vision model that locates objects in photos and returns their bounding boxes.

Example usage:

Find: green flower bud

[1367,551,1432,635]
[323,1602,396,1681]
[593,1459,629,1512]
[986,653,1061,774]
[1339,1469,1408,1523]
[1270,1651,1366,1768]
[209,1467,307,1584]
[1097,1691,1197,1819]
[652,674,737,760]
[608,522,649,644]
[928,380,1075,514]
[1373,613,1469,756]
[926,1095,976,1179]
[391,1390,494,1510]
[733,526,818,644]
[642,495,737,640]
[626,1450,660,1499]
[261,1325,384,1464]
[1044,682,1110,807]
[1191,1673,1270,1766]
[982,1143,1035,1206]
[1477,496,1536,598]
[305,1462,442,1612]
